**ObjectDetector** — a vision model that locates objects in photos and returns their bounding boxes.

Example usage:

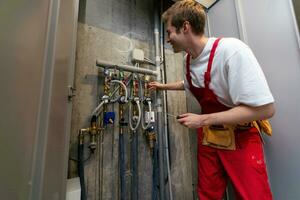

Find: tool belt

[202,120,272,150]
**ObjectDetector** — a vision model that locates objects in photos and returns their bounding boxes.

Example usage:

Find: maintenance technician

[149,0,275,199]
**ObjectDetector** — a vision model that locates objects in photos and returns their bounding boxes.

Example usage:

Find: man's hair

[162,0,206,35]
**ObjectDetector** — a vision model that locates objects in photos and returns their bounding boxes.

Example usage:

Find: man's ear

[182,21,190,34]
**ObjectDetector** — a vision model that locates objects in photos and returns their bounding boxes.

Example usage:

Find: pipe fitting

[89,116,98,153]
[101,95,110,104]
[132,97,140,104]
[78,129,88,145]
[143,97,152,105]
[119,96,127,104]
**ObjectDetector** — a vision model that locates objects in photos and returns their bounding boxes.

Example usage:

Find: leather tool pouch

[202,125,236,150]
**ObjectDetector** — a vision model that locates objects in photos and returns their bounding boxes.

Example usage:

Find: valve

[119,95,127,104]
[103,112,115,125]
[101,95,110,104]
[132,115,139,123]
[89,116,98,153]
[112,72,118,80]
[143,97,152,105]
[103,68,110,77]
[132,97,140,104]
[119,117,128,127]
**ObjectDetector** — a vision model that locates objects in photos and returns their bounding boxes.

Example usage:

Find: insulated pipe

[152,141,159,200]
[96,60,158,76]
[131,129,139,200]
[91,100,105,117]
[118,75,126,200]
[119,133,125,200]
[160,0,173,199]
[154,1,165,199]
[130,76,140,200]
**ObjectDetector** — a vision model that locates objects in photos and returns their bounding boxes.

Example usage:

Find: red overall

[186,38,273,200]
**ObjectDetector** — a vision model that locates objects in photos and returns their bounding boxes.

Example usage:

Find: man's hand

[148,81,164,91]
[176,103,275,129]
[177,113,208,129]
[148,80,185,91]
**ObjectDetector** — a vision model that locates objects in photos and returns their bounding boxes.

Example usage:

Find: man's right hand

[148,81,164,90]
[148,80,185,91]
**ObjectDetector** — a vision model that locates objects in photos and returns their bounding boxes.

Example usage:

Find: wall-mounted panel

[0,0,78,199]
[0,1,51,199]
[41,0,78,199]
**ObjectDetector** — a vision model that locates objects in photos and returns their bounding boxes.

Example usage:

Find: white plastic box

[66,177,81,200]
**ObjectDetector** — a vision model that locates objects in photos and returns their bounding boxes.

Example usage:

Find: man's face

[166,19,186,53]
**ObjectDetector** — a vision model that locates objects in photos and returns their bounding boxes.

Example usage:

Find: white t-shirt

[183,37,274,108]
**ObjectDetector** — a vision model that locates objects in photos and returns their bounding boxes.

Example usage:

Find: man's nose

[166,38,170,43]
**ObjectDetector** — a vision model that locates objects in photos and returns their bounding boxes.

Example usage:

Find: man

[149,0,275,199]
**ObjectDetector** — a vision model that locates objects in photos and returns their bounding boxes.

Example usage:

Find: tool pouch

[202,125,236,150]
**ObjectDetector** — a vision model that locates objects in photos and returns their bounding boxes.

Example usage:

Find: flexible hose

[78,142,86,200]
[110,80,128,103]
[129,100,141,131]
[129,103,134,130]
[136,101,142,129]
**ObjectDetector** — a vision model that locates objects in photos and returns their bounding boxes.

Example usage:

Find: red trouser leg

[218,128,273,200]
[197,129,228,200]
[197,128,273,200]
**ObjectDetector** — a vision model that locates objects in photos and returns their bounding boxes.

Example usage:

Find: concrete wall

[69,22,154,200]
[69,0,194,199]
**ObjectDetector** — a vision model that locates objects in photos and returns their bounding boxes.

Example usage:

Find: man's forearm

[162,80,185,90]
[203,103,275,126]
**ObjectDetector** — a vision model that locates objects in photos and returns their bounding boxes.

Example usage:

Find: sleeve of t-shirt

[226,48,274,107]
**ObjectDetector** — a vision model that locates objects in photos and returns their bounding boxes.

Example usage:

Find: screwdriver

[164,112,182,119]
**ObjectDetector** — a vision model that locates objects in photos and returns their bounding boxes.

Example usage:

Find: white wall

[207,0,240,38]
[208,0,300,199]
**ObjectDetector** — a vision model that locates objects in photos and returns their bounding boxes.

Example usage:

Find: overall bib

[186,38,273,200]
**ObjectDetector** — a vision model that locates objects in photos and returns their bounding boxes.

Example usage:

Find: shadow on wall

[292,0,300,31]
[78,0,86,23]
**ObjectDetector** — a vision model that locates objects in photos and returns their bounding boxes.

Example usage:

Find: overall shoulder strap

[204,38,222,88]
